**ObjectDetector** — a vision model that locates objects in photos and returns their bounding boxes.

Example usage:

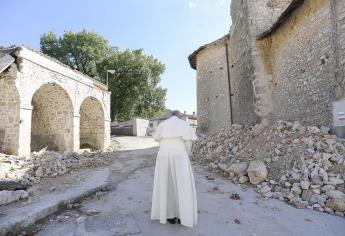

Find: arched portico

[30,83,74,152]
[79,97,105,150]
[0,45,111,156]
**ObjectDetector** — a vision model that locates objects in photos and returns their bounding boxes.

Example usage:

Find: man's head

[171,110,182,119]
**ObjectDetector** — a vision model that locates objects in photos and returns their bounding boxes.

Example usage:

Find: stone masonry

[189,35,232,134]
[0,45,111,156]
[189,0,345,136]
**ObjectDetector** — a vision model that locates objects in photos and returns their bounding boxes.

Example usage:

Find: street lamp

[106,69,115,86]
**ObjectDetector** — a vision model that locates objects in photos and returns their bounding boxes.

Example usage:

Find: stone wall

[257,0,345,127]
[190,0,345,134]
[332,0,345,100]
[248,0,292,119]
[229,0,345,128]
[111,127,133,136]
[0,65,20,155]
[196,39,232,134]
[229,0,257,125]
[229,0,292,122]
[333,0,345,75]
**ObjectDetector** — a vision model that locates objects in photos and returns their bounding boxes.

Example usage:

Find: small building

[0,45,111,156]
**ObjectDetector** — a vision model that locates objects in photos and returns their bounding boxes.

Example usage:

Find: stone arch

[30,83,74,152]
[0,74,20,155]
[79,96,105,150]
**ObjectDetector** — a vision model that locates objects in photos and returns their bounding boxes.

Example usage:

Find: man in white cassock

[151,110,198,227]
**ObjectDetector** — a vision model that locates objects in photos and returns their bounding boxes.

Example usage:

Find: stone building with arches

[0,45,111,156]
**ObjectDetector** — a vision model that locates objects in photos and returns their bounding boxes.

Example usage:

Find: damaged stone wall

[257,0,344,126]
[337,4,345,94]
[31,83,74,152]
[80,97,105,150]
[227,0,345,129]
[0,65,20,155]
[196,40,232,133]
[191,0,345,134]
[227,0,292,124]
[331,0,345,100]
[241,0,292,120]
[228,0,257,125]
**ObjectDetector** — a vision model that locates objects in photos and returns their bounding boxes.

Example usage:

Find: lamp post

[106,69,115,86]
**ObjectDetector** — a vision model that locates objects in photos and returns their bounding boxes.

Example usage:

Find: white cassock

[151,116,198,227]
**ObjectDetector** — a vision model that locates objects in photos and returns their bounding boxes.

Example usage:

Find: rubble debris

[193,121,345,216]
[0,150,115,206]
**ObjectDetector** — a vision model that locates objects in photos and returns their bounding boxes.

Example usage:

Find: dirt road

[35,136,345,236]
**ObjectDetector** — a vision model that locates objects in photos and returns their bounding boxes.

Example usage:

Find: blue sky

[1,0,231,114]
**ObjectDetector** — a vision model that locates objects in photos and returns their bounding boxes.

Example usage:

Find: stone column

[73,115,80,152]
[104,119,111,149]
[104,92,111,150]
[17,106,32,157]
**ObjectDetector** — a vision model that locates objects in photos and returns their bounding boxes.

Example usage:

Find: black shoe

[177,218,181,224]
[167,218,176,224]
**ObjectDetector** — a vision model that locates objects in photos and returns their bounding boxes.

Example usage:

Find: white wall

[133,118,150,136]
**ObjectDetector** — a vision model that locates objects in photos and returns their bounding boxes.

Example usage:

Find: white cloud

[188,1,196,8]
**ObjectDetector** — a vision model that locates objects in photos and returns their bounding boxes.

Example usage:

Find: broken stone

[301,189,314,202]
[292,121,301,131]
[212,186,219,191]
[300,180,310,190]
[233,218,241,224]
[326,190,345,200]
[226,163,248,177]
[76,216,87,224]
[260,186,271,194]
[291,185,302,195]
[326,198,345,212]
[0,190,29,206]
[206,175,215,180]
[230,193,241,200]
[272,192,283,199]
[247,161,267,185]
[321,185,335,192]
[238,176,249,184]
[320,126,330,134]
[327,177,344,185]
[307,126,320,134]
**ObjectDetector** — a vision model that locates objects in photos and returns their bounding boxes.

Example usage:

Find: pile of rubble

[0,150,114,206]
[192,121,345,216]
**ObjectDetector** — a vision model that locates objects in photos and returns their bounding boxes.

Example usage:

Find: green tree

[40,30,112,77]
[40,30,166,121]
[98,49,166,121]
